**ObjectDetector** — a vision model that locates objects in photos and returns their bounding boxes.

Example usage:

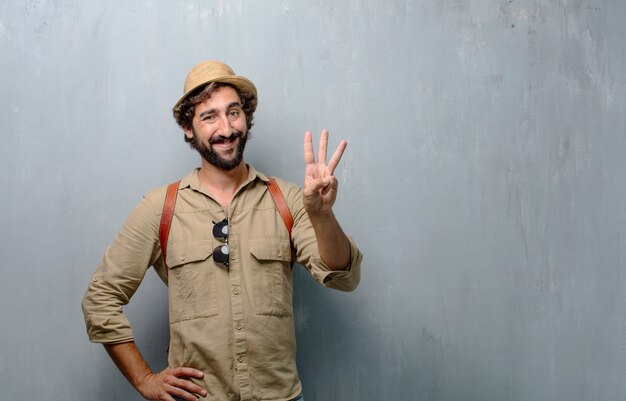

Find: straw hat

[173,60,257,109]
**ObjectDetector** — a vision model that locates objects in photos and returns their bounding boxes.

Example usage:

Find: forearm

[104,341,153,390]
[309,211,351,270]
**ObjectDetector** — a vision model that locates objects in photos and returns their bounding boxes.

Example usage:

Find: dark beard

[192,130,248,171]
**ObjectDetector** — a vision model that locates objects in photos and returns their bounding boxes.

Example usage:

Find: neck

[197,160,248,209]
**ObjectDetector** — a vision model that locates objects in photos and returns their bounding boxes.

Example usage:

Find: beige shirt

[82,165,362,401]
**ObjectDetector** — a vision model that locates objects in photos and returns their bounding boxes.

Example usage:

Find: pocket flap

[249,238,292,262]
[166,239,214,268]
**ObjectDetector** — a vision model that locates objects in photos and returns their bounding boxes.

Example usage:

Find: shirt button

[231,255,237,261]
[237,356,244,363]
[179,256,186,261]
[234,321,243,330]
[277,250,282,258]
[232,286,240,295]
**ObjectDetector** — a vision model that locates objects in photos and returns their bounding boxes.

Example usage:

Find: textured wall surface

[1,1,625,400]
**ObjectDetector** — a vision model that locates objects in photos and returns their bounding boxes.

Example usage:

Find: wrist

[134,370,154,390]
[306,208,335,222]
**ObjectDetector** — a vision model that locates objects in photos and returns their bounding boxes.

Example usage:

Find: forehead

[195,85,241,110]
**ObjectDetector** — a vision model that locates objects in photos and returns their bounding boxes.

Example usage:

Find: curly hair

[172,82,257,143]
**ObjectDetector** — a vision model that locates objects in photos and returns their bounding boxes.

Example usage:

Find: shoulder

[143,183,171,205]
[140,180,182,216]
[248,164,302,202]
[266,176,304,213]
[267,176,301,198]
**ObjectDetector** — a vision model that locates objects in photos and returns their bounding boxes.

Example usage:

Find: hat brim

[173,75,257,109]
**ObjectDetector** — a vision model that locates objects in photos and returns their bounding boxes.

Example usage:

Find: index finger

[303,131,315,165]
[171,366,205,379]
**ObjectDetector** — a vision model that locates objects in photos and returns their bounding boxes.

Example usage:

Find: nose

[218,114,233,137]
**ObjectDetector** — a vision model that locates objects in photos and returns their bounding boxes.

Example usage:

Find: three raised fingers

[304,130,347,176]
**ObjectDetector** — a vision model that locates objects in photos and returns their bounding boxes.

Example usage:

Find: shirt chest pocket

[249,237,293,316]
[166,239,218,323]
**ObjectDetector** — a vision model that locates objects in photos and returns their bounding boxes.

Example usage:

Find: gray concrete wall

[1,1,625,400]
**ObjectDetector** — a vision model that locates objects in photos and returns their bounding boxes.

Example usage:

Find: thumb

[304,175,326,196]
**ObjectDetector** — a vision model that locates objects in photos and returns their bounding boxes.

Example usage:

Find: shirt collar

[178,164,270,192]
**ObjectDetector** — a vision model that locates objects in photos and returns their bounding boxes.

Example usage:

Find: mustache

[210,131,244,145]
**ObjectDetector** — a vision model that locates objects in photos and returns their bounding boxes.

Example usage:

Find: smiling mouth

[210,132,241,145]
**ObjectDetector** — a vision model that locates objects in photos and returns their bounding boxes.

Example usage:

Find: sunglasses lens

[212,219,228,239]
[213,244,230,267]
[212,218,229,268]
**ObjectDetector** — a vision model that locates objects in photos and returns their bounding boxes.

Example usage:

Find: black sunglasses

[212,218,229,268]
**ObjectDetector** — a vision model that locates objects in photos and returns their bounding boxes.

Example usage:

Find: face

[185,85,249,171]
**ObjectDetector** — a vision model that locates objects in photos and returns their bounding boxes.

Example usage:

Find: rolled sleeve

[308,236,362,291]
[81,191,163,344]
[83,312,134,344]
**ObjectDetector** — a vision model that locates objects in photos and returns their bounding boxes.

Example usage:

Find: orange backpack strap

[267,177,294,238]
[159,181,180,268]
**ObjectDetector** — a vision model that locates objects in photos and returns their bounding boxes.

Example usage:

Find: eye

[228,110,240,119]
[202,114,217,122]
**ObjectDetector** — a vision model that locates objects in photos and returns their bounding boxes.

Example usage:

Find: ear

[183,127,194,141]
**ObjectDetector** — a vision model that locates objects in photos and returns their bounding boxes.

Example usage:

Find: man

[82,60,362,401]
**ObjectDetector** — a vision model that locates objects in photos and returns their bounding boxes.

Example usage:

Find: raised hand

[303,130,347,217]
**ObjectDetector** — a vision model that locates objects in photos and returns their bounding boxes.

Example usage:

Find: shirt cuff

[309,236,362,292]
[84,313,135,344]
